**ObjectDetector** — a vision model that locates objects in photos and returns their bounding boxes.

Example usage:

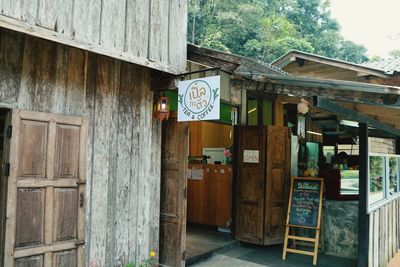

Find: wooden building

[177,44,400,267]
[272,50,400,86]
[0,1,187,267]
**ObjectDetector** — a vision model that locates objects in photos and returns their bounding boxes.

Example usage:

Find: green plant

[123,251,157,267]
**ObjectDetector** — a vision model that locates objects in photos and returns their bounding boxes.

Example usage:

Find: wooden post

[395,136,400,155]
[358,122,369,267]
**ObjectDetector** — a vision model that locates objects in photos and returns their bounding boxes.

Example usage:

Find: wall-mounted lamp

[297,99,309,114]
[153,96,170,121]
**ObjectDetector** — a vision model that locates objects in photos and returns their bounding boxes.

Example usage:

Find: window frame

[368,153,400,213]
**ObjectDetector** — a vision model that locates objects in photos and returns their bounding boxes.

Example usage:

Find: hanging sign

[178,76,220,121]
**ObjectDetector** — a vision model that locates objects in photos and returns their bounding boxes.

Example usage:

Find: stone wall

[323,201,358,259]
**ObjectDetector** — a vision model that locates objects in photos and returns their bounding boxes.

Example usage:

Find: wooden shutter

[264,126,290,244]
[3,110,87,267]
[159,116,188,267]
[235,126,266,244]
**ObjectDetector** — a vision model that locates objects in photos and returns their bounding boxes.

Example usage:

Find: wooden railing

[368,196,400,267]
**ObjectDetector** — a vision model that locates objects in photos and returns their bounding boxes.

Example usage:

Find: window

[369,155,385,205]
[368,154,400,211]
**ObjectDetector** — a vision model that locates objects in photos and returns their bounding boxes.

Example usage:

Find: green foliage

[389,49,400,59]
[188,0,369,64]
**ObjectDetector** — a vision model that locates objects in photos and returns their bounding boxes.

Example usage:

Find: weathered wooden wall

[0,28,161,266]
[368,197,400,267]
[0,0,187,74]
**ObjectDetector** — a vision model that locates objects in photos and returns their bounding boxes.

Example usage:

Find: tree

[187,0,369,64]
[389,49,400,59]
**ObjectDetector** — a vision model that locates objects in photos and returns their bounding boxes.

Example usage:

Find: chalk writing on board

[289,179,322,228]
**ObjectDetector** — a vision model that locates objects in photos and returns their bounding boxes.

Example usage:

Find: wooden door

[264,126,290,245]
[3,110,87,267]
[235,126,266,244]
[159,116,188,267]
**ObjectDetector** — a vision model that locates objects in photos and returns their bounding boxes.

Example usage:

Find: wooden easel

[282,177,324,266]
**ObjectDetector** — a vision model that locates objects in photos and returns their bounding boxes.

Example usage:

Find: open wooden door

[159,116,188,267]
[235,126,266,244]
[3,110,87,267]
[264,126,290,245]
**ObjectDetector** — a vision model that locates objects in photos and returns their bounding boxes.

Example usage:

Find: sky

[329,0,400,58]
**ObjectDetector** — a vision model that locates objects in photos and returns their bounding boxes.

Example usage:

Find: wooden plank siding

[368,197,400,267]
[0,28,161,266]
[0,0,187,74]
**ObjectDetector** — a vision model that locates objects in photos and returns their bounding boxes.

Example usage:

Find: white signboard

[243,150,259,163]
[178,76,220,121]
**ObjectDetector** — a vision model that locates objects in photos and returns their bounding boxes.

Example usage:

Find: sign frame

[243,150,259,163]
[282,177,324,265]
[177,76,220,122]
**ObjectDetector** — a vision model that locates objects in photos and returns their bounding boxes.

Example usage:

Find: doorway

[185,121,236,262]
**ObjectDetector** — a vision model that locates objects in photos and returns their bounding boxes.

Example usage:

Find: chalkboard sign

[287,177,323,228]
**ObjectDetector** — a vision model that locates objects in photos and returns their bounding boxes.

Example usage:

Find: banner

[178,76,220,121]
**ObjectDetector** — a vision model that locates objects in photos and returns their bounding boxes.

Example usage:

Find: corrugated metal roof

[362,58,400,75]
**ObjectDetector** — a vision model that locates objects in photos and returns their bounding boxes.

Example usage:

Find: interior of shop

[284,101,398,261]
[183,94,399,265]
[185,119,236,263]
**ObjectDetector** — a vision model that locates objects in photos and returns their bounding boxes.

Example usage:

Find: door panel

[15,189,45,248]
[235,126,266,244]
[19,120,48,178]
[15,255,43,267]
[264,126,290,244]
[4,110,87,267]
[159,116,188,267]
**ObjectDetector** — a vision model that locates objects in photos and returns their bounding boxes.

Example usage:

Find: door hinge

[6,125,12,138]
[183,187,187,199]
[4,163,10,177]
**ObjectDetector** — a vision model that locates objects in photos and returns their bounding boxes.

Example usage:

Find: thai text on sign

[178,76,220,121]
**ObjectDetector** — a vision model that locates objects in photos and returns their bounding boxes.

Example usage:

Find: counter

[187,164,232,228]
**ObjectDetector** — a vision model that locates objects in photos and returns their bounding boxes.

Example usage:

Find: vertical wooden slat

[88,56,114,266]
[0,28,24,103]
[84,52,96,267]
[373,211,379,267]
[72,0,102,44]
[168,0,187,70]
[150,119,162,256]
[127,64,141,264]
[148,0,169,64]
[18,36,58,112]
[37,0,73,34]
[125,0,150,58]
[104,59,120,267]
[112,62,135,265]
[65,48,86,116]
[389,202,393,259]
[368,213,373,267]
[100,0,126,51]
[136,67,152,262]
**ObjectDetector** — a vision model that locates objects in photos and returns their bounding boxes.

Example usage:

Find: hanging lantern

[153,96,170,121]
[297,98,309,115]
